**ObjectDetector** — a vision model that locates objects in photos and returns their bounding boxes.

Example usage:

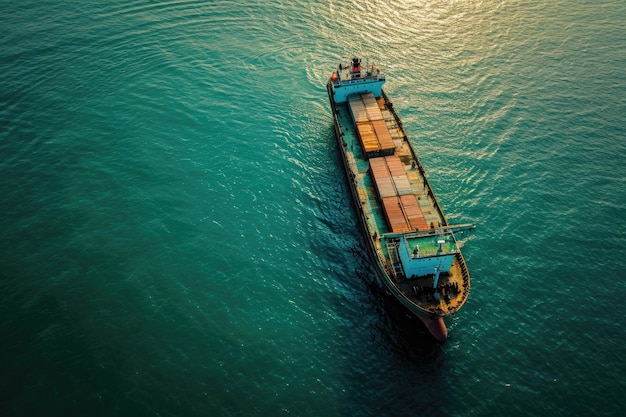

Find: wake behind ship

[326,57,475,342]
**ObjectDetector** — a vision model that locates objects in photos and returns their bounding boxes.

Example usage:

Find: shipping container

[370,157,396,198]
[382,196,411,233]
[361,94,383,121]
[399,194,429,231]
[370,155,413,198]
[354,119,395,158]
[349,93,395,158]
[348,96,369,123]
[349,93,384,122]
[356,121,380,156]
[385,155,412,195]
[380,195,430,233]
[371,119,395,154]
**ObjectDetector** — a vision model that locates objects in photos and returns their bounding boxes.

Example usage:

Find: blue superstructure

[329,57,386,103]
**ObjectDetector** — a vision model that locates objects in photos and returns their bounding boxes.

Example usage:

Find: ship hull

[326,69,473,342]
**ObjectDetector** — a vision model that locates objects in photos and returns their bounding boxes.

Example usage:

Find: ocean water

[1,0,625,416]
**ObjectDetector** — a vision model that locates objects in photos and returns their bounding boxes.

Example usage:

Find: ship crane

[432,238,446,300]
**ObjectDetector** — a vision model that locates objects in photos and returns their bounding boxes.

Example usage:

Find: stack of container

[348,93,395,158]
[370,155,429,233]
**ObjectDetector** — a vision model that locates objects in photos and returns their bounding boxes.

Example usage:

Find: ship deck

[335,95,443,234]
[334,94,470,315]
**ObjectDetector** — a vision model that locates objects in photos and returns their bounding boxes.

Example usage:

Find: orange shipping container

[370,157,395,198]
[384,155,412,195]
[370,155,414,198]
[371,119,394,153]
[399,194,429,231]
[351,93,395,158]
[384,155,405,177]
[356,121,380,155]
[382,196,411,233]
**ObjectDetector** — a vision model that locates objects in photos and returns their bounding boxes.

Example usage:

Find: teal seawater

[1,0,625,416]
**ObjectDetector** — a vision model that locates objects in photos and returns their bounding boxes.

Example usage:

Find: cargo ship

[326,57,475,342]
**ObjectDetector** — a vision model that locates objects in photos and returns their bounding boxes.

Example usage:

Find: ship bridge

[330,57,386,103]
[383,224,474,279]
[397,232,458,278]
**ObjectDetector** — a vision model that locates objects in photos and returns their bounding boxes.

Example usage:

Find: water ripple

[2,1,625,416]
